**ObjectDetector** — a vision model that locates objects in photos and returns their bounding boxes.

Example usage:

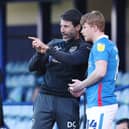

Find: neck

[93,32,105,42]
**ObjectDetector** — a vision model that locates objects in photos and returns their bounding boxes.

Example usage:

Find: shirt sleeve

[93,43,108,62]
[28,52,48,74]
[47,43,91,65]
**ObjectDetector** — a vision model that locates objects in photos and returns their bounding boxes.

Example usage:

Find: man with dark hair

[28,9,91,129]
[116,118,129,129]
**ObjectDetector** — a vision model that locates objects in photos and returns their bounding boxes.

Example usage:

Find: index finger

[28,36,37,40]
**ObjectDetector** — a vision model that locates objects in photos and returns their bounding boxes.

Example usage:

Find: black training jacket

[29,38,91,97]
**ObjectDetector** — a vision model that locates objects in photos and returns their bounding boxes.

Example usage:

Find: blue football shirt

[86,36,119,108]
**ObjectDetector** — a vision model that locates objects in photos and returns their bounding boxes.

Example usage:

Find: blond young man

[69,10,119,129]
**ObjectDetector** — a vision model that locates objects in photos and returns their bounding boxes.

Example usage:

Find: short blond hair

[80,10,105,32]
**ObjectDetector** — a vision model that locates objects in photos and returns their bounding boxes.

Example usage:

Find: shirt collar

[96,35,109,42]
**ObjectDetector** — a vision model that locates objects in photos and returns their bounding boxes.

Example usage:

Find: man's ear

[75,24,81,32]
[93,24,98,32]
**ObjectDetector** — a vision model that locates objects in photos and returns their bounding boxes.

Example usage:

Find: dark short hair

[60,9,82,27]
[116,118,129,128]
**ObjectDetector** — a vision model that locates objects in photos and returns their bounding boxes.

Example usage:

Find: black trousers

[32,93,79,129]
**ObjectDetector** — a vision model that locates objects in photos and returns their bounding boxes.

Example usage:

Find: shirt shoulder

[79,40,92,51]
[48,39,64,46]
[94,38,111,52]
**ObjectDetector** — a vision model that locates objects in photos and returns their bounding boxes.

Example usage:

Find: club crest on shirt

[69,46,78,53]
[54,45,62,51]
[97,43,105,52]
